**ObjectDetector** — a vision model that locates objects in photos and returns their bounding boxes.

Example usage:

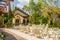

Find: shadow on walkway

[0,29,17,40]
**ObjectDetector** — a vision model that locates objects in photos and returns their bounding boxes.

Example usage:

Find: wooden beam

[0,1,6,2]
[7,0,14,1]
[0,6,2,7]
[0,3,5,5]
[0,0,14,13]
[0,0,14,2]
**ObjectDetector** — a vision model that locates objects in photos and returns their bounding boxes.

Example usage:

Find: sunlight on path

[1,28,44,40]
[0,28,59,40]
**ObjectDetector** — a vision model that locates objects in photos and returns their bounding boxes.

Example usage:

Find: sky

[58,0,60,8]
[11,0,60,9]
[11,0,39,9]
[11,0,30,9]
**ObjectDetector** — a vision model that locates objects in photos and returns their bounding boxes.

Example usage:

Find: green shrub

[0,32,6,40]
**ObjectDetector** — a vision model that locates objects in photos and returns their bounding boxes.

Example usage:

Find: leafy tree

[23,0,60,28]
[29,11,36,24]
[4,5,17,28]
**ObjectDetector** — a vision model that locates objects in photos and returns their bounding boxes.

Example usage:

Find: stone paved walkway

[0,28,26,40]
[0,31,17,40]
[0,28,44,40]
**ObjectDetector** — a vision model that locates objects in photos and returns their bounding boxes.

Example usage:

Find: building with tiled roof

[13,8,29,26]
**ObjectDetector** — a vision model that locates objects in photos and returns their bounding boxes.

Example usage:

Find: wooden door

[0,19,3,28]
[15,19,20,26]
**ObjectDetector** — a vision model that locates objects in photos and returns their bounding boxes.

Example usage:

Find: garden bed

[0,30,17,40]
[0,32,6,40]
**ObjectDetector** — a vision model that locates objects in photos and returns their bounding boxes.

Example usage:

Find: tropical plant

[0,32,6,40]
[23,0,60,28]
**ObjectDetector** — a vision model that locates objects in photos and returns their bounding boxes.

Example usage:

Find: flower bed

[0,32,6,40]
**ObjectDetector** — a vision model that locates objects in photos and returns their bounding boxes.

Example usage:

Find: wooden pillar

[25,19,27,25]
[0,19,4,28]
[6,1,11,12]
[21,18,23,24]
[13,18,15,26]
